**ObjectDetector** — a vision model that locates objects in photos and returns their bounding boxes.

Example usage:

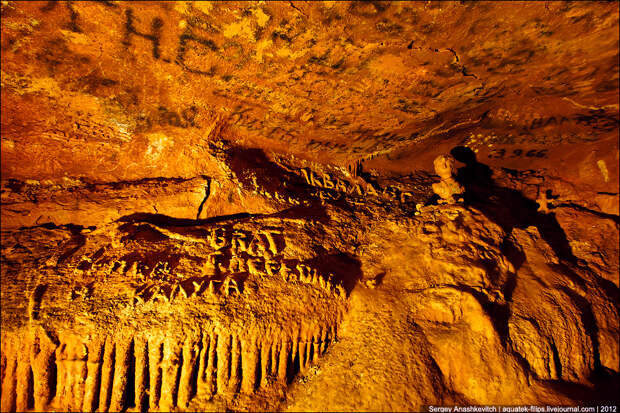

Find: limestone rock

[1,1,619,411]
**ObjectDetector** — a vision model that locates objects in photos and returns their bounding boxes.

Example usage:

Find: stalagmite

[109,338,131,412]
[98,337,115,413]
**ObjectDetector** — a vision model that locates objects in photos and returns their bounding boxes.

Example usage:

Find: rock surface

[1,1,619,412]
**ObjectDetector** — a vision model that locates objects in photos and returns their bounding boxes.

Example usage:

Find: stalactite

[55,343,72,410]
[160,338,182,411]
[290,330,299,380]
[1,348,17,413]
[82,338,103,413]
[147,337,163,411]
[320,328,329,355]
[15,342,32,412]
[216,333,231,393]
[31,331,56,412]
[177,335,199,408]
[98,337,115,413]
[70,343,88,412]
[298,336,307,374]
[312,331,320,363]
[1,319,342,411]
[133,336,148,413]
[278,339,289,383]
[259,339,271,389]
[201,332,217,397]
[304,339,313,369]
[240,336,258,393]
[196,331,209,395]
[228,335,241,393]
[109,338,131,412]
[270,337,280,377]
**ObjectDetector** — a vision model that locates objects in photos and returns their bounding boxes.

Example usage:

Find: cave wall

[1,1,619,412]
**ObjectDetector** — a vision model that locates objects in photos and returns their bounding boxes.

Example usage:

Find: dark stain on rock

[348,1,389,18]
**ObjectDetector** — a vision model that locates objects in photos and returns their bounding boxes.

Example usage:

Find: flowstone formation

[1,1,619,412]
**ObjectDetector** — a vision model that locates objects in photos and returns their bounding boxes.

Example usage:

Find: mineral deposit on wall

[1,1,619,412]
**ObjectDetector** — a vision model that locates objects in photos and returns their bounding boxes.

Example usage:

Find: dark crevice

[90,347,102,413]
[125,339,136,411]
[4,176,209,195]
[153,342,163,408]
[48,351,58,402]
[16,222,96,233]
[103,344,116,411]
[286,344,298,385]
[173,348,183,407]
[196,178,211,220]
[188,340,202,403]
[256,343,263,390]
[226,337,233,388]
[446,47,459,62]
[542,372,620,405]
[549,339,563,379]
[212,338,218,395]
[141,341,150,413]
[288,1,308,18]
[556,202,620,224]
[30,284,47,321]
[27,366,35,409]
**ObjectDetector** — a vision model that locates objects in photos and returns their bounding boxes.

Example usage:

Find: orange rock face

[1,1,618,412]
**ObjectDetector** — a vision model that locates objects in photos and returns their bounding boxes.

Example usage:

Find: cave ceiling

[1,1,619,412]
[1,1,617,181]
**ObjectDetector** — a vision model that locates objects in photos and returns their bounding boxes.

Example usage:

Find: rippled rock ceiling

[1,1,619,412]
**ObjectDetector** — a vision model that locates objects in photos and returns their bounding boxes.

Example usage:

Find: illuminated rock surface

[1,1,618,411]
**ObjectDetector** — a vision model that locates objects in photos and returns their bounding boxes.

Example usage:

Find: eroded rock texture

[1,1,619,412]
